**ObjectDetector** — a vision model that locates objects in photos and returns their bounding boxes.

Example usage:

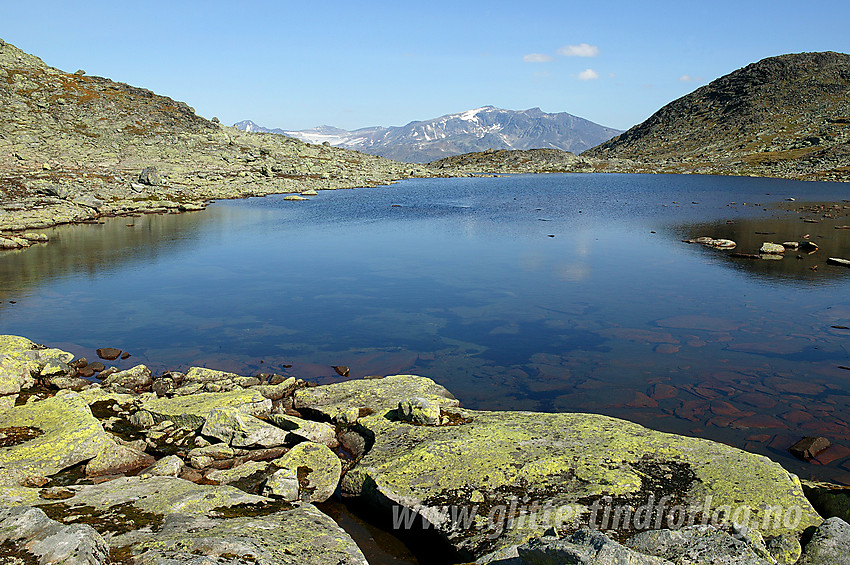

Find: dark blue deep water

[3,173,850,482]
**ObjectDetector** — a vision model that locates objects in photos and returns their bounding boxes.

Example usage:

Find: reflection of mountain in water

[0,209,229,297]
[676,212,850,284]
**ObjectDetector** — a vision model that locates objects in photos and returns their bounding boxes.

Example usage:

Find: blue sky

[3,1,849,131]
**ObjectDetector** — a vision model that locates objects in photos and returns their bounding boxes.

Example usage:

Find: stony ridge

[0,37,432,235]
[584,51,850,181]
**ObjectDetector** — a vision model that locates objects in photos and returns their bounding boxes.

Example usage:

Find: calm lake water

[3,173,850,483]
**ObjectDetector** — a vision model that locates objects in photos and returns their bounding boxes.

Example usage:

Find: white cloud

[523,53,554,63]
[577,68,599,80]
[679,74,704,82]
[533,71,551,78]
[558,43,600,57]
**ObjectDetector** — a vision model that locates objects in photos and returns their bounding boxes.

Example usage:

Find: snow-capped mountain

[234,106,622,163]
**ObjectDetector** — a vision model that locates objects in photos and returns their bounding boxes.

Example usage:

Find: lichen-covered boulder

[274,442,341,503]
[202,406,290,448]
[139,455,184,478]
[294,374,458,420]
[140,389,271,429]
[9,476,367,565]
[0,391,118,486]
[102,364,152,391]
[341,406,821,560]
[0,335,54,394]
[128,503,367,565]
[269,413,338,447]
[205,461,270,486]
[264,468,300,501]
[398,396,441,425]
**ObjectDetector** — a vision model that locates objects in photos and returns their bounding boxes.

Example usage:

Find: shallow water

[2,173,850,483]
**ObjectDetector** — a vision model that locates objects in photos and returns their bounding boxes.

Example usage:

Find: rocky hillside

[0,38,425,234]
[430,147,596,174]
[237,106,622,163]
[585,52,850,182]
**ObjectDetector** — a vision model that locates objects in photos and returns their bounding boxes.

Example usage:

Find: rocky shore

[2,334,849,564]
[0,37,446,246]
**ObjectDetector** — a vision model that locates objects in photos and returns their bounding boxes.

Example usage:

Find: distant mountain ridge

[235,106,622,163]
[584,51,850,181]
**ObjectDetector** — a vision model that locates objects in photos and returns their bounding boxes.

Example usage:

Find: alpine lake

[3,172,850,488]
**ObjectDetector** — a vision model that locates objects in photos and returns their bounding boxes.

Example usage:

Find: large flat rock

[342,406,821,560]
[3,476,368,565]
[139,389,271,429]
[0,391,117,486]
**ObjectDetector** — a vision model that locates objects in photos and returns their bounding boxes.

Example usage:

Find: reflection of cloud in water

[555,264,591,282]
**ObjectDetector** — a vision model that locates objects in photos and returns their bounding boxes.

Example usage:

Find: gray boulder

[625,525,774,564]
[519,529,672,564]
[798,517,850,565]
[263,468,300,501]
[201,406,290,448]
[268,413,338,447]
[138,166,162,186]
[0,505,109,565]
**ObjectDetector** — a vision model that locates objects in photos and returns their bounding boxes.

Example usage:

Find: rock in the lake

[789,436,831,460]
[95,347,121,361]
[201,406,290,448]
[284,195,308,201]
[798,517,850,564]
[0,506,110,565]
[398,396,442,425]
[263,468,300,501]
[800,241,819,253]
[268,413,338,447]
[274,441,341,503]
[626,525,774,564]
[519,529,671,565]
[760,242,786,254]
